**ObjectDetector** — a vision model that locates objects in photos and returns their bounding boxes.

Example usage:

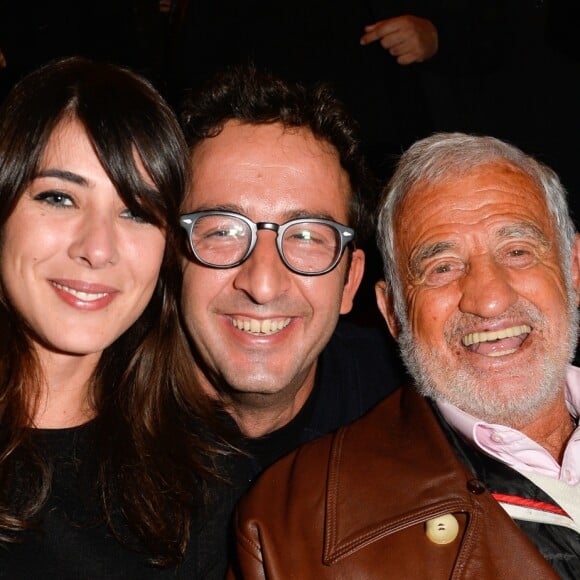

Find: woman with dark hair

[0,57,232,577]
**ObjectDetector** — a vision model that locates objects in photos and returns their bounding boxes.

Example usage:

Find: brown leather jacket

[230,386,558,579]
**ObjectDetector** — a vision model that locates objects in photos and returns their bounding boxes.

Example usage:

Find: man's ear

[375,280,400,339]
[339,248,365,315]
[572,234,580,307]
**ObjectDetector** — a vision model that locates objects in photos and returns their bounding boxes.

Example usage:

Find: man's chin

[221,371,291,398]
[404,346,564,426]
[424,371,562,426]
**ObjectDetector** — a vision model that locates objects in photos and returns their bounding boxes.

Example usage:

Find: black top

[0,423,240,579]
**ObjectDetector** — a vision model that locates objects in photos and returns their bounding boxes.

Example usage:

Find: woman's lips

[50,279,119,310]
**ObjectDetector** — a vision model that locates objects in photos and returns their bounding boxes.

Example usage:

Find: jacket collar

[321,387,480,563]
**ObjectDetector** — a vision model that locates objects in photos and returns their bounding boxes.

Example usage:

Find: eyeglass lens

[190,214,342,273]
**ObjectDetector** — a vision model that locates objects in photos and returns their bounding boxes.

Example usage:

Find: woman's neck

[33,348,100,429]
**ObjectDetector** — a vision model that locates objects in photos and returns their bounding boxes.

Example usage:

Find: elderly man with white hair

[229,132,580,579]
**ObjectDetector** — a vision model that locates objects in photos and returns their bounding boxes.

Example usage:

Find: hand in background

[159,0,172,14]
[360,15,438,65]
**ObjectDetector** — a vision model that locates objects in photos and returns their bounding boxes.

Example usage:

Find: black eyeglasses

[180,210,355,276]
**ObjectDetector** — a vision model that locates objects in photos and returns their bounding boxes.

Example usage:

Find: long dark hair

[0,57,230,566]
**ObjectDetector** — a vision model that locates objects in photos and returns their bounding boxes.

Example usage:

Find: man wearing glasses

[177,64,404,576]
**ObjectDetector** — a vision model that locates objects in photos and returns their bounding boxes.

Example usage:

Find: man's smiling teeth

[231,317,291,335]
[462,325,532,347]
[52,282,109,302]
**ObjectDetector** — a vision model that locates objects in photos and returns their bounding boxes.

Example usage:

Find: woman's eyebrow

[35,168,89,187]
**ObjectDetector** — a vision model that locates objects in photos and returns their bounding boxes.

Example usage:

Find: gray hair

[376,132,577,325]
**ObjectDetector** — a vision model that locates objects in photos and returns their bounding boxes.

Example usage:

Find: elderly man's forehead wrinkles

[408,241,457,279]
[496,222,551,249]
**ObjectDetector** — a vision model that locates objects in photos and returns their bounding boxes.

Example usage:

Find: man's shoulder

[237,387,467,520]
[249,385,471,483]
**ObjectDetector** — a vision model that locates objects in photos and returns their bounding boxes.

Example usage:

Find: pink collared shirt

[437,366,580,485]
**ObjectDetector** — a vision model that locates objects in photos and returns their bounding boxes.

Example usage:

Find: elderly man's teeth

[462,325,531,347]
[232,317,291,335]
